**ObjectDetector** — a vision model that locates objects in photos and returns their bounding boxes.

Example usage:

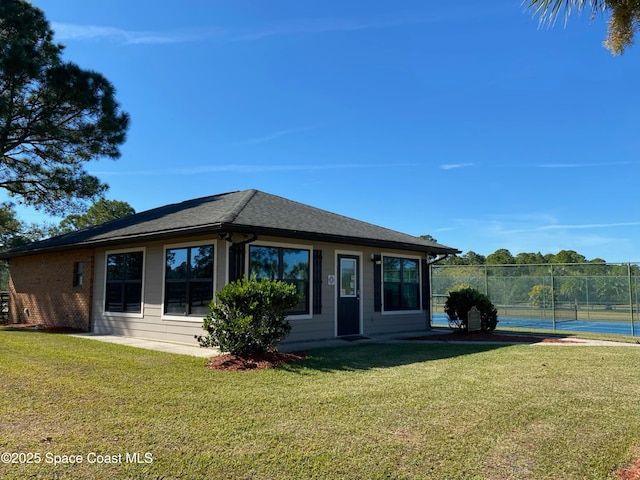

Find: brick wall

[8,249,94,331]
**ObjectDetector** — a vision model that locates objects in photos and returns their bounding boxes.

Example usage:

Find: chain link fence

[430,263,640,336]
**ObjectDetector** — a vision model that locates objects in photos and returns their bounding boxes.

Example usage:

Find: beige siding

[255,236,430,342]
[92,233,431,345]
[93,235,220,345]
[143,244,163,309]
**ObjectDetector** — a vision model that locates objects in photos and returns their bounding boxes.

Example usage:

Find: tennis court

[431,313,639,336]
[430,262,640,338]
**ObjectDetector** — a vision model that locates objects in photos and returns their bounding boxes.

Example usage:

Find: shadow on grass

[280,342,508,374]
[0,326,512,374]
[0,324,84,334]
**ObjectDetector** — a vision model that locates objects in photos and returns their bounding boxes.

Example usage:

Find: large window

[105,251,144,313]
[249,245,310,315]
[165,244,214,317]
[383,256,420,311]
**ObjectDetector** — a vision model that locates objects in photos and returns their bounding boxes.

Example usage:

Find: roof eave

[0,222,461,259]
[226,224,461,255]
[0,224,228,259]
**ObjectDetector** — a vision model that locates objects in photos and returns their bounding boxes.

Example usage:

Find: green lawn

[1,331,639,479]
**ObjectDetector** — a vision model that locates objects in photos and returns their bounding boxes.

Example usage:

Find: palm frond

[526,0,608,26]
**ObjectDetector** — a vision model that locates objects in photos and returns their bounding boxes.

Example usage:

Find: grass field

[1,330,639,479]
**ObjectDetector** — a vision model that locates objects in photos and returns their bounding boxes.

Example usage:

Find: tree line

[440,248,609,266]
[0,200,135,250]
[420,235,612,267]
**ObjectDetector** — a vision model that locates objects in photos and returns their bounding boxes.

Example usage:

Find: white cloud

[91,162,419,176]
[541,221,640,230]
[51,12,447,46]
[505,221,640,234]
[51,22,224,45]
[231,14,438,42]
[440,162,474,170]
[231,125,322,146]
[533,160,637,168]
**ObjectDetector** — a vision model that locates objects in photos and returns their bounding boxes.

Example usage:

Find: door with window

[337,254,360,336]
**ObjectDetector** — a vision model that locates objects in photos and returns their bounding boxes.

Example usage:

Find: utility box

[467,306,481,332]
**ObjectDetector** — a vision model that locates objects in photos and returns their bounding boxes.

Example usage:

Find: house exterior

[1,189,460,344]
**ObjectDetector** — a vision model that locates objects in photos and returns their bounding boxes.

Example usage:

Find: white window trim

[103,247,146,319]
[161,239,217,323]
[247,240,313,321]
[380,252,423,315]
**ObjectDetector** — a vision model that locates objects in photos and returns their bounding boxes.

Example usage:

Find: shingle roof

[0,189,460,258]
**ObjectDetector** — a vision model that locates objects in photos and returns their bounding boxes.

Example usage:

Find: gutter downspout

[227,233,258,282]
[427,254,450,267]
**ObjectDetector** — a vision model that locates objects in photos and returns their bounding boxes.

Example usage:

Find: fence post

[585,276,590,321]
[484,264,489,297]
[629,263,635,336]
[550,264,556,330]
[631,269,640,336]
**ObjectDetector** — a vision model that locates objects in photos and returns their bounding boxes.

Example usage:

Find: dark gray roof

[0,189,460,258]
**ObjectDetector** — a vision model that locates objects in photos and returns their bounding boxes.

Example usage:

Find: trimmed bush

[444,287,498,332]
[196,276,300,356]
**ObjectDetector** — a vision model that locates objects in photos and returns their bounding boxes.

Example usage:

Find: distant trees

[0,203,47,250]
[486,249,515,265]
[53,199,135,234]
[420,230,630,268]
[419,234,438,243]
[0,203,26,250]
[438,247,609,266]
[1,199,135,252]
[515,252,547,265]
[459,251,486,265]
[550,250,587,264]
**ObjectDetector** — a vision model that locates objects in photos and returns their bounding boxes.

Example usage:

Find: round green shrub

[443,287,498,332]
[196,276,300,356]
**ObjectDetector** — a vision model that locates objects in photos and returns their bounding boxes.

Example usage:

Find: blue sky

[11,0,640,262]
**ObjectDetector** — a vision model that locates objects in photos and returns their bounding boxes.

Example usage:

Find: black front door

[337,254,360,336]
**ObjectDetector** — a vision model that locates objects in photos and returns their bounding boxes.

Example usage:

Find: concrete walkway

[70,333,218,358]
[69,329,640,358]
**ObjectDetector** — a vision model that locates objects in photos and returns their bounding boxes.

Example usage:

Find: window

[73,262,83,287]
[105,251,144,313]
[383,256,420,311]
[165,244,214,316]
[249,245,310,315]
